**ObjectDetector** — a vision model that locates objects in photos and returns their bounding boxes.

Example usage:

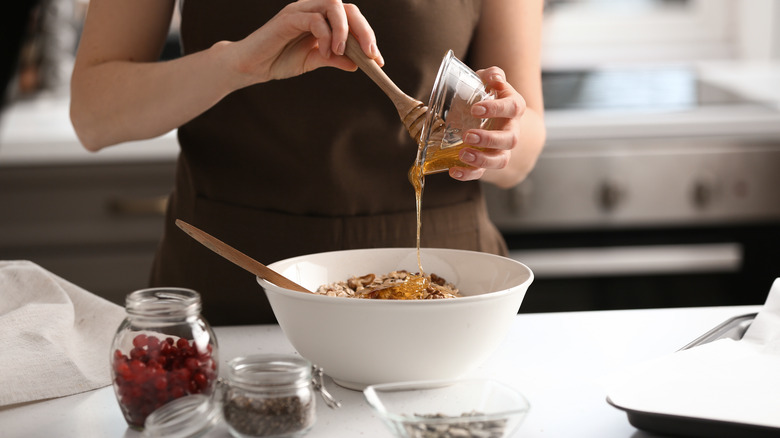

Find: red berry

[132,334,148,348]
[116,362,131,379]
[193,371,208,389]
[130,359,146,376]
[153,376,167,391]
[185,357,199,371]
[130,385,143,399]
[171,386,185,398]
[177,367,192,381]
[129,347,146,361]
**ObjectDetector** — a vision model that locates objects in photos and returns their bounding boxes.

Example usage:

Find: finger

[457,147,511,170]
[477,66,509,91]
[272,12,358,74]
[449,166,486,182]
[302,42,360,72]
[288,0,345,57]
[463,128,518,151]
[308,14,335,58]
[278,10,334,58]
[472,93,525,120]
[342,3,383,65]
[322,0,349,55]
[472,68,525,119]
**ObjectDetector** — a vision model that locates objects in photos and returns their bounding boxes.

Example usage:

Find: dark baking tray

[607,313,780,438]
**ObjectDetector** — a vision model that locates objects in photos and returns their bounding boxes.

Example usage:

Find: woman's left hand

[448,67,525,181]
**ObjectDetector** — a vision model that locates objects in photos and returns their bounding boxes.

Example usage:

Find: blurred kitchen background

[1,0,779,311]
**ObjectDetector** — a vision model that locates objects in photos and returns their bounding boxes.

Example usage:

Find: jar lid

[143,394,221,438]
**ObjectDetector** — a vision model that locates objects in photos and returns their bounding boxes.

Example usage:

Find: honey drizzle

[359,274,430,300]
[364,120,468,301]
[408,154,426,278]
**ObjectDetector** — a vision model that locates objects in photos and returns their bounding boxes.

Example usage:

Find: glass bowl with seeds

[364,379,530,438]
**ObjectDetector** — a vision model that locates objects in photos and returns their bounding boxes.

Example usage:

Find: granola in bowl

[316,270,460,300]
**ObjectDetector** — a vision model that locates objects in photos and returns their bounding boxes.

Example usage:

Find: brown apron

[150,0,507,326]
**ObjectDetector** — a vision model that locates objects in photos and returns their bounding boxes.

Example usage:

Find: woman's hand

[229,0,383,85]
[71,0,382,150]
[448,67,525,182]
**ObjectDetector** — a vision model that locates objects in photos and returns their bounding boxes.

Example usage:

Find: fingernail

[370,43,379,58]
[461,151,476,163]
[451,170,464,178]
[491,74,503,83]
[464,133,480,145]
[336,41,345,56]
[472,105,487,116]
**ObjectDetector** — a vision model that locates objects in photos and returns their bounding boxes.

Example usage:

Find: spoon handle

[175,219,313,294]
[344,34,425,126]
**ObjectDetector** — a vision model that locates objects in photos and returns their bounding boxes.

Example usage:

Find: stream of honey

[357,124,474,300]
[356,146,430,300]
[408,157,426,278]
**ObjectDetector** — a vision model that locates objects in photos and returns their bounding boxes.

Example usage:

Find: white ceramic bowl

[257,248,533,390]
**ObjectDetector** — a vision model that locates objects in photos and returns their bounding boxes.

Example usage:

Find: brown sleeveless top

[150,0,507,325]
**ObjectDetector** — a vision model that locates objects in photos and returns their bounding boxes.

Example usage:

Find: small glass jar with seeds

[222,354,318,438]
[143,354,339,438]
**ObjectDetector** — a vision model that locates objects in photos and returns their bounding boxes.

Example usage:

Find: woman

[71,0,545,325]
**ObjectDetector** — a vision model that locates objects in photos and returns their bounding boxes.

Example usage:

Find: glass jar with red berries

[110,287,218,429]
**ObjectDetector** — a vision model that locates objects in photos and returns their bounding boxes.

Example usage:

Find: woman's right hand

[231,0,383,84]
[71,0,381,150]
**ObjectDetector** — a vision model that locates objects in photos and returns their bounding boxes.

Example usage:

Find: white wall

[541,0,778,70]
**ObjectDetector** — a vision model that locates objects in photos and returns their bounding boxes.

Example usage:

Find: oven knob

[692,177,718,209]
[598,179,625,212]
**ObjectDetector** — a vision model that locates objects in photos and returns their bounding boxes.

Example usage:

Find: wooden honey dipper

[344,34,428,141]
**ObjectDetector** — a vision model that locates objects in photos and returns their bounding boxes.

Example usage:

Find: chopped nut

[347,273,375,290]
[430,273,446,286]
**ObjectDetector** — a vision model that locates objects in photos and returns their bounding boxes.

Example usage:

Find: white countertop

[0,305,762,438]
[1,61,778,167]
[0,94,179,167]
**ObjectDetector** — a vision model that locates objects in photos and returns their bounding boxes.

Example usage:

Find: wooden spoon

[175,219,313,294]
[344,34,428,141]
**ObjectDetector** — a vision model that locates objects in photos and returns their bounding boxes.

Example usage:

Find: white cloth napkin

[0,260,126,406]
[607,278,780,429]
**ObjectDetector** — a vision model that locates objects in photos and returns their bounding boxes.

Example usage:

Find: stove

[541,67,758,111]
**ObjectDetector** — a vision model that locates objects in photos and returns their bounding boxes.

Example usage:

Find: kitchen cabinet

[0,161,176,305]
[0,96,179,305]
